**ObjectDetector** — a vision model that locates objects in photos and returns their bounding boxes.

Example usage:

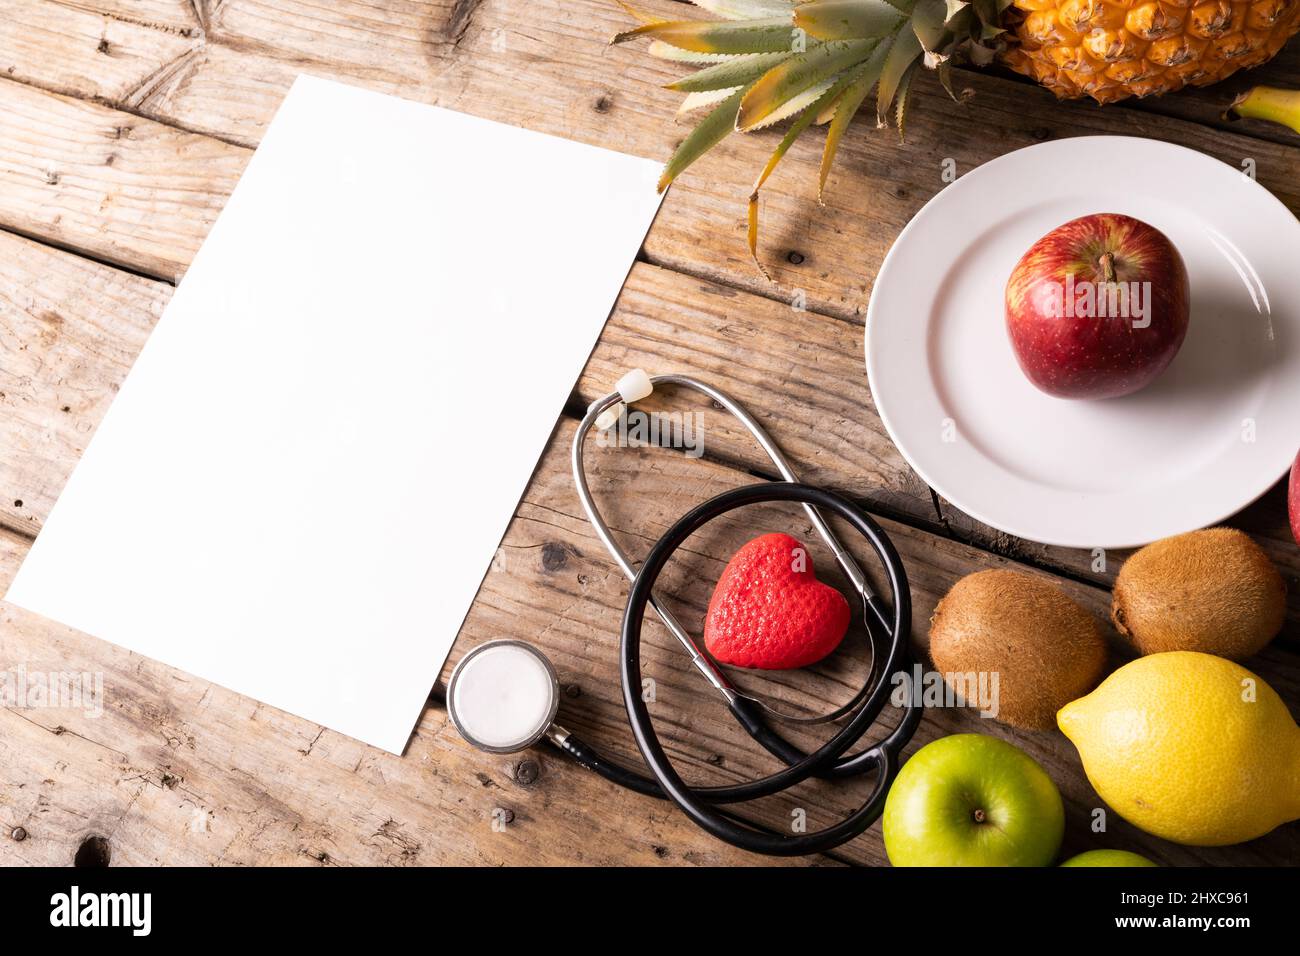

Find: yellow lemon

[1058,651,1300,846]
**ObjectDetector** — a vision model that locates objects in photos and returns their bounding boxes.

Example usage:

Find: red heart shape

[704,532,851,670]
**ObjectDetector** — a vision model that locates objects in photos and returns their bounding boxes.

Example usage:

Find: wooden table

[0,0,1297,868]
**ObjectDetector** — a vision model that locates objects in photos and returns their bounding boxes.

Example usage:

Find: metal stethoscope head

[446,372,922,855]
[447,640,559,754]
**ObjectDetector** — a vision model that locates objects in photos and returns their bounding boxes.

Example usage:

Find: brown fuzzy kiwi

[929,569,1108,730]
[1111,527,1286,660]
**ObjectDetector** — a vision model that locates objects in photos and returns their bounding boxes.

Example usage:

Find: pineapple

[1003,0,1300,103]
[612,0,1300,270]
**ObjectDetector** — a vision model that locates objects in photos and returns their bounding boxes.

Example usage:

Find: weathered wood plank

[35,0,1300,152]
[0,233,894,860]
[0,228,975,649]
[13,404,1290,866]
[52,0,201,35]
[577,267,934,523]
[0,235,934,540]
[3,7,1298,593]
[5,0,1300,317]
[135,1,1300,308]
[192,1,1300,314]
[0,235,1294,861]
[2,230,1293,644]
[0,521,816,866]
[211,0,458,70]
[0,0,199,103]
[0,0,1293,867]
[0,230,170,534]
[0,79,245,280]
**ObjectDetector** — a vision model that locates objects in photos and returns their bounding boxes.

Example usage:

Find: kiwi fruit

[929,569,1108,730]
[1111,527,1285,660]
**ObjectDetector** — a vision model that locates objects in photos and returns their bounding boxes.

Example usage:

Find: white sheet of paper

[4,75,664,754]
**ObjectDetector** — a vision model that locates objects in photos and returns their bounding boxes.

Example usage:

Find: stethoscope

[446,372,922,856]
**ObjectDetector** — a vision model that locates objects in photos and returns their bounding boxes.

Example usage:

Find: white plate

[866,136,1300,549]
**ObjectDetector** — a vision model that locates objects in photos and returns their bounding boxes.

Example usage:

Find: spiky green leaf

[894,61,919,139]
[737,38,875,130]
[648,40,734,63]
[876,24,922,124]
[747,78,839,128]
[657,86,748,191]
[820,38,891,196]
[612,18,797,55]
[747,66,872,271]
[794,0,906,40]
[911,0,949,55]
[935,59,961,99]
[677,86,743,115]
[668,51,795,91]
[943,0,970,20]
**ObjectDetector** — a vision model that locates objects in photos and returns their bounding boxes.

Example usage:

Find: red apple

[1290,450,1299,546]
[1005,213,1190,400]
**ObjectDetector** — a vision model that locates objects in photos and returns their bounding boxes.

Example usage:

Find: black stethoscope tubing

[549,481,923,856]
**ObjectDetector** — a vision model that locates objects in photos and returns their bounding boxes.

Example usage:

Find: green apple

[883,733,1064,867]
[1061,850,1158,867]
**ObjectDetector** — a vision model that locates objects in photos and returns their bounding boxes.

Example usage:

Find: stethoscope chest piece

[447,640,560,754]
[444,372,922,857]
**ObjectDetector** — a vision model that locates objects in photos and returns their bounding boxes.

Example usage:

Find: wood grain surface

[0,0,1297,866]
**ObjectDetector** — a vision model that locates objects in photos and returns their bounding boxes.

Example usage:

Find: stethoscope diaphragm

[447,639,559,754]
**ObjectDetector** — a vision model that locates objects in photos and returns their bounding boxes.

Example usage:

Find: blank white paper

[4,75,664,754]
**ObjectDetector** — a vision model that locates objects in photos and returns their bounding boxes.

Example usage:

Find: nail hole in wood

[74,834,111,868]
[73,837,110,868]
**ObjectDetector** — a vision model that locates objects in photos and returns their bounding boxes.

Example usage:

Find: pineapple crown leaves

[610,0,1005,275]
